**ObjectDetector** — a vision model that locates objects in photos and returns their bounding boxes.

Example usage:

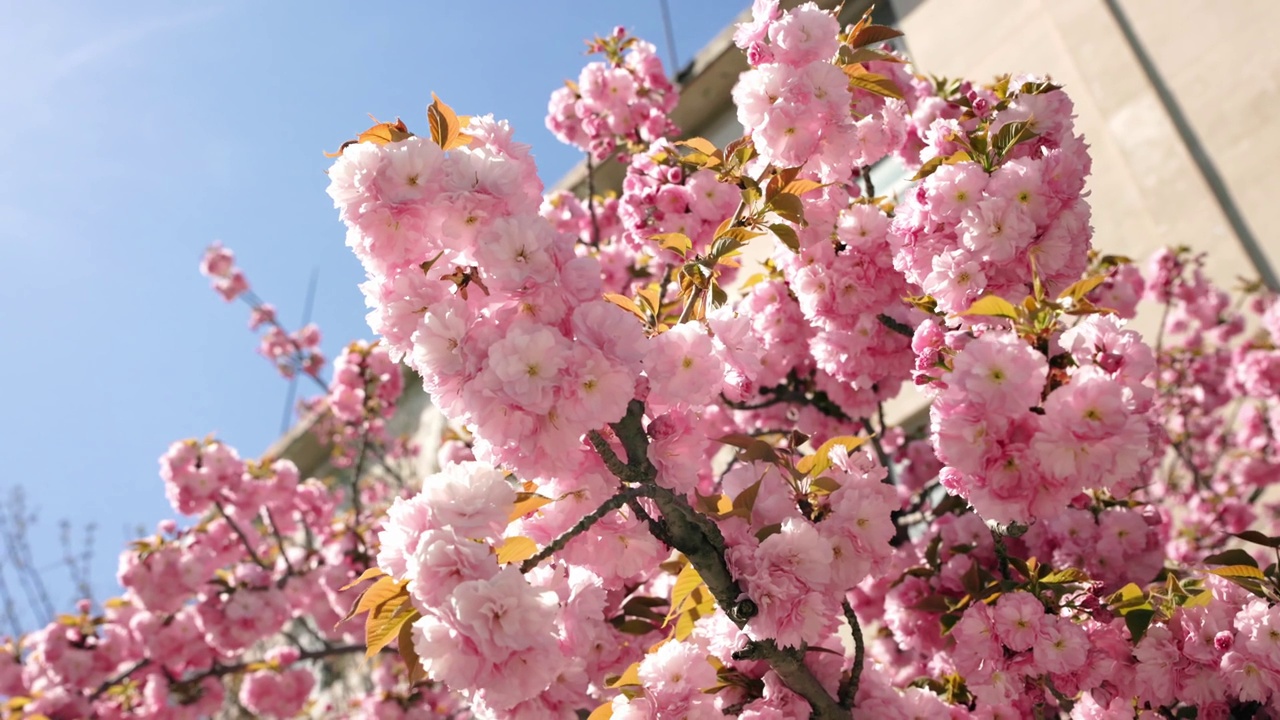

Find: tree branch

[838,600,865,709]
[520,489,638,573]
[589,398,851,719]
[733,640,850,719]
[213,501,267,570]
[89,658,151,701]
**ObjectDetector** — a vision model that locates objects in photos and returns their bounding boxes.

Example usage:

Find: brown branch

[264,509,296,587]
[733,640,850,719]
[213,501,267,570]
[587,430,647,485]
[89,658,151,701]
[520,489,638,573]
[585,152,601,248]
[590,398,850,719]
[838,600,865,709]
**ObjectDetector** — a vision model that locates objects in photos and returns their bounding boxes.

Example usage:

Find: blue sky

[0,0,749,631]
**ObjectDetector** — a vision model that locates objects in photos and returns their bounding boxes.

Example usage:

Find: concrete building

[560,0,1278,291]
[553,0,1280,422]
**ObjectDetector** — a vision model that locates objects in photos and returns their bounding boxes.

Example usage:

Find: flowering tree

[6,3,1280,719]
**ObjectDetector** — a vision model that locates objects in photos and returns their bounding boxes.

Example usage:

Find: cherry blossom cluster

[303,340,406,468]
[9,3,1280,719]
[926,314,1156,522]
[617,142,741,256]
[1135,248,1280,566]
[199,242,326,379]
[890,77,1093,314]
[546,27,678,162]
[732,1,911,182]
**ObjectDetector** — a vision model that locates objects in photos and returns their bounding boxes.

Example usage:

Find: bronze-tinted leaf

[843,65,904,100]
[397,615,425,684]
[325,118,413,157]
[339,566,387,592]
[427,93,471,151]
[509,492,553,523]
[847,24,904,49]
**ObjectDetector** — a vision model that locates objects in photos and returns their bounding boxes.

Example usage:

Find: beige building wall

[893,0,1279,297]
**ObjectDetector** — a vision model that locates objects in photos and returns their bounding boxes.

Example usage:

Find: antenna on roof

[281,266,320,434]
[658,0,680,78]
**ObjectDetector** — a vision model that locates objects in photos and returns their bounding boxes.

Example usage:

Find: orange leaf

[325,118,413,157]
[397,615,426,684]
[509,492,553,523]
[365,596,415,658]
[340,566,386,592]
[603,293,645,322]
[428,93,472,151]
[338,575,406,627]
[496,536,538,565]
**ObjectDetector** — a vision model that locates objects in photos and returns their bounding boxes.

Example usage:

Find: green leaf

[769,223,801,253]
[1233,531,1280,549]
[992,120,1038,159]
[1040,568,1088,584]
[768,193,806,225]
[960,295,1020,320]
[1203,548,1259,568]
[1182,589,1213,608]
[912,156,946,182]
[1123,607,1156,644]
[1056,274,1106,303]
[1109,583,1148,612]
[1207,565,1266,580]
[809,476,841,495]
[796,435,866,477]
[716,227,764,244]
[843,65,904,99]
[653,232,692,256]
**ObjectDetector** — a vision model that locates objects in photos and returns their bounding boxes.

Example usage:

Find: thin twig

[839,600,865,709]
[589,399,851,719]
[265,509,296,586]
[90,658,151,701]
[213,501,267,570]
[520,490,638,573]
[585,152,601,248]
